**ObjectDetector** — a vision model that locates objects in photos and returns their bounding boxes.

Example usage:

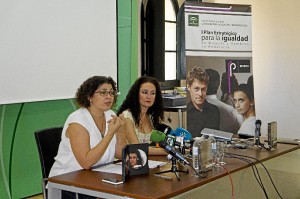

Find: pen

[154,174,172,181]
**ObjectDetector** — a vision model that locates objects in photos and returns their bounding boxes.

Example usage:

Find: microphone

[159,140,190,165]
[255,120,262,145]
[150,124,173,143]
[171,128,192,141]
[150,130,167,143]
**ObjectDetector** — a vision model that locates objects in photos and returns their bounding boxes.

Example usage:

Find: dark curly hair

[117,76,164,129]
[187,67,209,87]
[75,76,117,108]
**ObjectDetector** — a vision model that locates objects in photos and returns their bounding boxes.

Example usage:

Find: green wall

[0,100,76,199]
[0,0,138,198]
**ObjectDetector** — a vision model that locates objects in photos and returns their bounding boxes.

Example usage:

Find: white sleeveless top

[49,108,116,177]
[122,110,152,144]
[238,116,256,136]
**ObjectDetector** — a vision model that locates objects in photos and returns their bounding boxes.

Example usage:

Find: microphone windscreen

[150,130,166,143]
[256,119,262,127]
[172,128,192,141]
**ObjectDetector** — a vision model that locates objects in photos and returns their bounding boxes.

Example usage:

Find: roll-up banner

[184,2,256,137]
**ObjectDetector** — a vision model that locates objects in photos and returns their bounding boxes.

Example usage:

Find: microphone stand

[155,157,189,181]
[255,133,272,150]
[255,127,261,146]
[254,120,272,150]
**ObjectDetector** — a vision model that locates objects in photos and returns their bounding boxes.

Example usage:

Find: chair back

[34,127,63,179]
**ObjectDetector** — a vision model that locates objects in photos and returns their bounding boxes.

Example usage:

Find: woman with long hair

[234,83,256,136]
[117,76,166,155]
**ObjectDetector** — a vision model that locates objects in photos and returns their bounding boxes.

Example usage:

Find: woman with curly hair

[49,76,126,199]
[117,76,166,155]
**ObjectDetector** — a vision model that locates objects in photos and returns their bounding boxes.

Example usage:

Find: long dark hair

[117,76,164,129]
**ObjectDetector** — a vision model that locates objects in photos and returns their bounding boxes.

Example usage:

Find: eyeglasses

[94,90,118,97]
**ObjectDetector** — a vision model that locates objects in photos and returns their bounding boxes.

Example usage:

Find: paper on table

[148,160,168,168]
[92,160,167,174]
[93,162,122,175]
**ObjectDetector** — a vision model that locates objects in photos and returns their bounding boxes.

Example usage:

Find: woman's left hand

[107,115,125,136]
[115,114,126,139]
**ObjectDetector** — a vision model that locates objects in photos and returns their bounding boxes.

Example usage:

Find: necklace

[88,108,106,138]
[139,114,149,134]
[98,118,106,138]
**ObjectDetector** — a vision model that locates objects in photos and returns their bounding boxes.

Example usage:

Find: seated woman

[49,76,126,199]
[117,76,167,155]
[233,83,256,137]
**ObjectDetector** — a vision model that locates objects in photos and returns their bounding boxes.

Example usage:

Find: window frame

[141,0,180,89]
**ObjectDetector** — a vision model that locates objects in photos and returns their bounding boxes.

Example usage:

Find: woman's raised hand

[107,115,125,135]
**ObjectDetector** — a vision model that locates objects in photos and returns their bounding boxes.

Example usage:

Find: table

[175,148,300,199]
[164,105,186,128]
[48,143,299,199]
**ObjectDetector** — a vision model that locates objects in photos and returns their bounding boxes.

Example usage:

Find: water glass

[218,141,227,165]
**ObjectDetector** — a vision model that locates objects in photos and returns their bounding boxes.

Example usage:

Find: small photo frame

[122,143,149,182]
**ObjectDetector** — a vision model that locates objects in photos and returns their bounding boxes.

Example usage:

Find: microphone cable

[256,142,272,150]
[236,153,283,199]
[218,162,235,199]
[227,152,283,199]
[226,154,266,191]
[226,153,268,198]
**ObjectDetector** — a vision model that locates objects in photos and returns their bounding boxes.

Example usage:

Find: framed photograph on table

[122,143,149,182]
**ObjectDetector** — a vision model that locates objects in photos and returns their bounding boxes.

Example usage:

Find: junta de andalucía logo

[188,15,199,26]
